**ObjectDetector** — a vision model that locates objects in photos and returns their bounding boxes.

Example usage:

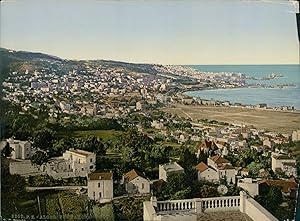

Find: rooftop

[194,162,209,173]
[199,139,218,150]
[88,171,113,181]
[210,155,230,164]
[161,162,184,172]
[124,169,146,182]
[68,149,94,157]
[258,179,297,193]
[272,154,294,161]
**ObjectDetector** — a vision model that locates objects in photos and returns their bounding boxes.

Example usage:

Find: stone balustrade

[157,199,196,212]
[201,196,240,211]
[156,195,240,214]
[144,192,279,221]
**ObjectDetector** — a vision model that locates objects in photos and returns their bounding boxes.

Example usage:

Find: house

[271,152,297,177]
[62,149,96,174]
[194,162,219,183]
[196,139,218,157]
[262,138,274,149]
[39,148,96,179]
[7,138,31,160]
[159,162,184,182]
[122,169,150,194]
[292,130,300,141]
[258,178,298,198]
[88,171,113,203]
[207,155,236,184]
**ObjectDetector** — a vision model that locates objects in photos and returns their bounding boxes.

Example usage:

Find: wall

[127,176,150,194]
[220,169,236,184]
[237,181,259,197]
[9,160,43,177]
[88,179,113,201]
[240,192,278,221]
[159,165,167,182]
[198,168,219,183]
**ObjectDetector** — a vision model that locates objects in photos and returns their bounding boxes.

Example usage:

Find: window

[93,191,95,200]
[79,159,81,163]
[98,183,100,188]
[90,159,93,163]
[81,168,84,171]
[99,192,102,198]
[142,183,144,189]
[90,165,94,169]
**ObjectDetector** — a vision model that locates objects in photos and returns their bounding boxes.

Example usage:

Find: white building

[136,101,143,111]
[63,149,96,173]
[271,152,296,177]
[88,171,113,203]
[39,149,96,179]
[159,162,184,182]
[59,101,71,112]
[122,169,150,194]
[237,178,260,197]
[194,162,219,183]
[292,130,300,141]
[208,155,236,184]
[7,138,31,160]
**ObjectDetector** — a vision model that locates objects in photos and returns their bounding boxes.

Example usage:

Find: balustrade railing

[156,196,240,214]
[157,199,196,212]
[201,196,240,210]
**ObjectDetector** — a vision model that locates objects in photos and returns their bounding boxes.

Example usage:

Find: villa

[122,169,150,194]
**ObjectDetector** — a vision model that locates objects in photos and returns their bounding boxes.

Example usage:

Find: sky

[0,0,299,64]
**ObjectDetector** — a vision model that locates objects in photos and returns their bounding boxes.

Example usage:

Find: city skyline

[0,0,299,65]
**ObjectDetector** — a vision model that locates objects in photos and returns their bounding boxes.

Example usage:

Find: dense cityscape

[0,48,299,221]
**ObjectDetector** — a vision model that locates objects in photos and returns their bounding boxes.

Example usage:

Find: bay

[184,65,300,109]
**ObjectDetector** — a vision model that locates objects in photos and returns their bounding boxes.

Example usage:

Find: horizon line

[2,47,299,66]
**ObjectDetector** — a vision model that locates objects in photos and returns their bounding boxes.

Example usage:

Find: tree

[178,146,197,171]
[31,151,48,165]
[199,185,218,198]
[160,173,189,199]
[75,136,106,156]
[171,187,192,200]
[33,129,56,150]
[1,156,26,217]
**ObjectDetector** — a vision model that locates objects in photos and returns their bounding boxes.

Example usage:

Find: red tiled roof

[194,162,209,172]
[124,169,146,182]
[198,140,218,150]
[210,155,230,164]
[258,179,297,193]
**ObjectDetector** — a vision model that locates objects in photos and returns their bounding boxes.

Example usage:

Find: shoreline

[178,85,299,112]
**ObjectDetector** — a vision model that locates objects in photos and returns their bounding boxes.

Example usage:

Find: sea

[184,65,300,109]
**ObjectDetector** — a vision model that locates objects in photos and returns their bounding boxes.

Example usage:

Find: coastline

[179,85,299,112]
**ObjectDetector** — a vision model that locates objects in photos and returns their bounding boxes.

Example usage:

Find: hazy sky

[0,0,299,64]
